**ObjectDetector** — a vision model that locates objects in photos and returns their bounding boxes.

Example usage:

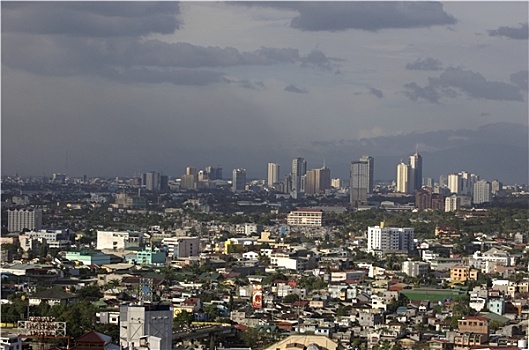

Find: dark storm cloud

[488,23,529,40]
[403,67,525,103]
[237,2,456,31]
[284,85,308,94]
[2,34,328,85]
[369,88,384,98]
[1,2,181,37]
[510,70,528,90]
[406,58,443,71]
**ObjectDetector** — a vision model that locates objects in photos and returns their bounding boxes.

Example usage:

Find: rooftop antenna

[415,142,419,154]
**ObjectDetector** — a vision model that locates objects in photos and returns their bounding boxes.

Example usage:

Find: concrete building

[473,180,492,204]
[162,237,200,259]
[65,250,112,266]
[267,163,280,187]
[144,171,161,191]
[205,166,222,180]
[305,167,331,195]
[445,194,461,212]
[409,152,422,192]
[22,229,71,249]
[450,266,479,283]
[96,231,143,251]
[287,209,323,227]
[396,161,410,194]
[350,156,373,204]
[367,224,414,255]
[401,261,429,277]
[448,173,462,194]
[232,168,246,192]
[7,208,43,232]
[291,158,307,193]
[119,304,173,350]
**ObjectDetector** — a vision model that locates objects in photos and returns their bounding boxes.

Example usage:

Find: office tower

[291,158,307,193]
[119,303,173,350]
[186,166,198,180]
[424,177,434,188]
[232,168,246,192]
[8,208,43,232]
[283,174,292,194]
[159,175,169,192]
[197,170,208,182]
[409,152,422,192]
[205,166,222,180]
[144,171,160,191]
[473,180,491,204]
[359,155,374,193]
[447,173,461,194]
[305,166,331,195]
[180,174,196,190]
[396,161,410,193]
[267,163,280,187]
[367,224,414,254]
[350,160,370,203]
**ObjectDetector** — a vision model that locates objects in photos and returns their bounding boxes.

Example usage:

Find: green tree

[450,295,472,328]
[173,311,193,327]
[283,293,300,304]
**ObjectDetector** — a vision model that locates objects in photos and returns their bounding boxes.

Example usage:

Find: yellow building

[450,266,479,283]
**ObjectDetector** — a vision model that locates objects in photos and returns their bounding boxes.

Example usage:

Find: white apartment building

[96,230,144,250]
[287,209,323,227]
[21,229,71,249]
[473,180,492,204]
[235,223,262,236]
[445,194,460,212]
[367,224,414,255]
[119,304,173,350]
[162,236,200,259]
[7,208,43,232]
[401,261,430,277]
[470,248,514,273]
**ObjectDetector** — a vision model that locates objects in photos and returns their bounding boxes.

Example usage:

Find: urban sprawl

[1,153,529,350]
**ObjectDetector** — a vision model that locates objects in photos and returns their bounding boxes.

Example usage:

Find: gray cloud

[1,2,181,37]
[403,67,525,103]
[406,57,443,71]
[510,70,528,90]
[369,88,384,98]
[267,2,456,31]
[488,23,528,40]
[284,85,308,94]
[2,2,338,87]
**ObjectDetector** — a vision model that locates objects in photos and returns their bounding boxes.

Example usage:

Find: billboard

[251,284,263,309]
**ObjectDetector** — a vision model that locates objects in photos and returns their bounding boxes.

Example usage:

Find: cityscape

[1,2,528,350]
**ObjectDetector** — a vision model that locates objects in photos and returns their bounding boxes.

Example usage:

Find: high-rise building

[350,160,370,204]
[367,224,414,255]
[8,208,43,232]
[305,166,331,195]
[473,180,491,204]
[491,179,503,194]
[445,194,461,212]
[232,168,246,192]
[396,161,410,193]
[331,178,342,189]
[359,155,374,193]
[144,171,161,191]
[409,152,422,192]
[205,166,223,180]
[291,158,307,193]
[447,173,461,194]
[267,163,280,187]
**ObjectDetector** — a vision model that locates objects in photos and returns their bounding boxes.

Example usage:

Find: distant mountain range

[324,122,528,184]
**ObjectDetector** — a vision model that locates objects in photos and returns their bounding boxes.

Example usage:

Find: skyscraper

[291,158,307,193]
[396,161,410,193]
[8,208,43,232]
[232,168,246,192]
[409,152,422,192]
[473,180,491,204]
[305,166,331,195]
[144,171,160,191]
[267,163,280,187]
[359,155,374,193]
[350,160,370,204]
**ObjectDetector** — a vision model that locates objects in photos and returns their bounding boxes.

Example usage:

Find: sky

[2,1,528,183]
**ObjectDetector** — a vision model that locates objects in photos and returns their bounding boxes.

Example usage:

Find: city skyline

[2,2,527,183]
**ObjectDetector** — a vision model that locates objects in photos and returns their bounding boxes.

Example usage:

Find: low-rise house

[28,288,78,306]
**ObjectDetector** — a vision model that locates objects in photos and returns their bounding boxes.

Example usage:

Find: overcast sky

[2,1,528,182]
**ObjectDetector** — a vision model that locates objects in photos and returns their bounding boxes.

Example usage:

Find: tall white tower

[267,163,280,187]
[396,161,410,193]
